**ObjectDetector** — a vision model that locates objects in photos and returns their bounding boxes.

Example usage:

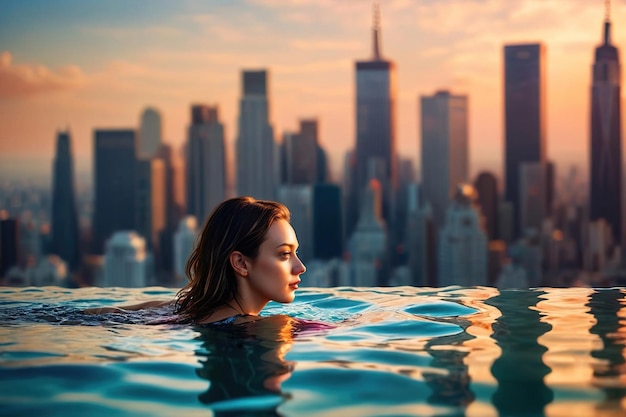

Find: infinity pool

[1,285,625,416]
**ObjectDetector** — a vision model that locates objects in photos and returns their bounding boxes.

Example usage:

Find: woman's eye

[280,251,291,259]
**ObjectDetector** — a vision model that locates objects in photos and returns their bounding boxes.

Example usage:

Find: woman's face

[246,219,306,305]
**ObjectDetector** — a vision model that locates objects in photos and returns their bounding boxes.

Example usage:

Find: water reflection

[587,288,626,414]
[486,290,554,416]
[193,315,299,416]
[423,327,475,416]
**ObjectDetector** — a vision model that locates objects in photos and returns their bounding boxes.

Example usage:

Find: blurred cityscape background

[1,0,625,289]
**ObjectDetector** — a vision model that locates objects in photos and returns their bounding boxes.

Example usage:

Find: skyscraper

[421,90,469,228]
[354,2,396,228]
[474,171,499,241]
[504,43,546,238]
[93,129,137,254]
[438,185,488,287]
[50,130,80,269]
[139,107,162,159]
[590,9,622,245]
[348,179,387,287]
[285,119,319,185]
[236,70,276,199]
[0,213,19,279]
[186,105,226,222]
[312,184,343,260]
[135,158,166,251]
[174,216,197,283]
[277,185,313,263]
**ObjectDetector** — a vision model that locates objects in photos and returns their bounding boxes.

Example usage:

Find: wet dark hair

[174,196,290,323]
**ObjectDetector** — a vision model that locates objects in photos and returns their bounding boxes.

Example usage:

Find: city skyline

[0,0,620,185]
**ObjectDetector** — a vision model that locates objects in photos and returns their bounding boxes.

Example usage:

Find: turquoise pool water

[1,286,625,417]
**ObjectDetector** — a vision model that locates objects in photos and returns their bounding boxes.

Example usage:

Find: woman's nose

[293,256,306,274]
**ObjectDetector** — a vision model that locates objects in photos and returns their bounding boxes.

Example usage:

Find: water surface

[1,285,625,416]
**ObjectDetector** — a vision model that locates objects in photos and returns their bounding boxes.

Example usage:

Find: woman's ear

[229,251,249,277]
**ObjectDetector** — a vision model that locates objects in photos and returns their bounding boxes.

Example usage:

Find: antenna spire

[604,0,612,45]
[372,0,381,60]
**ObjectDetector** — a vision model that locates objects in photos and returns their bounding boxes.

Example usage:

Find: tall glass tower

[504,43,546,238]
[92,129,137,254]
[236,70,276,200]
[590,6,622,244]
[50,130,80,269]
[353,2,396,233]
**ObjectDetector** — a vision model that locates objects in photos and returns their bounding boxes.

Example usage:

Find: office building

[590,11,622,245]
[277,185,313,263]
[354,2,397,231]
[236,70,276,199]
[312,184,343,260]
[405,183,436,287]
[174,216,198,283]
[135,158,166,251]
[93,129,137,254]
[285,119,319,185]
[504,43,546,237]
[438,185,487,287]
[50,130,80,269]
[474,172,499,241]
[421,90,469,228]
[0,214,19,278]
[186,105,227,222]
[139,107,162,159]
[348,179,387,287]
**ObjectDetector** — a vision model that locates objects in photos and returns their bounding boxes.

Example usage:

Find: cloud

[0,51,86,98]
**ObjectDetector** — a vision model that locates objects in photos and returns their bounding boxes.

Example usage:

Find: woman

[85,196,307,325]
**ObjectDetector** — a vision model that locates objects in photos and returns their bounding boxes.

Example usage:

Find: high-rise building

[519,162,546,235]
[155,143,186,275]
[438,185,488,287]
[421,90,469,228]
[135,158,166,252]
[504,43,546,238]
[0,213,19,279]
[236,70,276,199]
[93,129,137,254]
[277,185,313,263]
[285,119,319,185]
[174,216,197,283]
[312,184,343,260]
[474,171,499,241]
[186,105,226,222]
[405,183,436,287]
[139,107,162,159]
[103,231,148,287]
[348,179,387,287]
[354,2,396,229]
[50,130,80,270]
[590,10,622,245]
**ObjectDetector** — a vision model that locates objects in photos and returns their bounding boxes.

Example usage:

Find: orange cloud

[0,51,86,98]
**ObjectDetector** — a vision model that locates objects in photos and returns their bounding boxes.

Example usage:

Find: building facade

[504,43,546,238]
[186,105,227,222]
[50,130,80,269]
[93,129,137,254]
[590,15,622,245]
[421,90,469,229]
[236,70,276,200]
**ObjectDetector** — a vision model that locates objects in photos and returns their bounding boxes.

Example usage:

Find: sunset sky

[0,0,622,184]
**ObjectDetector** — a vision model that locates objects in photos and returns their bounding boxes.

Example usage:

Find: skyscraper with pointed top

[50,130,80,270]
[352,1,396,236]
[590,2,622,245]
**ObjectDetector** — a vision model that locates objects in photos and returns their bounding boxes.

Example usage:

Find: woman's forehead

[264,219,298,245]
